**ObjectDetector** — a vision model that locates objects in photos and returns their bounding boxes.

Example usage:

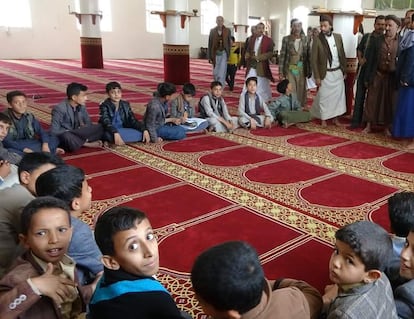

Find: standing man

[363,15,400,135]
[240,25,257,69]
[279,18,309,106]
[245,22,275,102]
[311,15,346,127]
[400,9,414,38]
[208,16,231,88]
[350,15,386,129]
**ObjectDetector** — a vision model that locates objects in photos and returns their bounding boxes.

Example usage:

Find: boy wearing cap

[268,79,311,128]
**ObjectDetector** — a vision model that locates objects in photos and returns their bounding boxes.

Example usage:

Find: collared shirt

[254,35,263,54]
[326,34,340,69]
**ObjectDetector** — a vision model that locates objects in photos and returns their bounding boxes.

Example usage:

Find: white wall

[0,0,80,59]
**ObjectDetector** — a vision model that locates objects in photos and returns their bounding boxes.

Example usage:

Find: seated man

[51,82,103,152]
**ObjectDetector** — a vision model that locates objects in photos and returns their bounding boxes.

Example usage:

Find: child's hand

[322,284,338,305]
[225,121,234,130]
[41,143,51,153]
[250,118,257,130]
[23,148,34,153]
[30,263,76,306]
[142,130,150,143]
[264,117,271,128]
[89,271,103,294]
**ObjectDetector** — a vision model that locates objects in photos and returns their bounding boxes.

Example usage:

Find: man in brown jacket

[245,22,275,102]
[208,16,231,88]
[311,15,347,127]
[191,241,322,319]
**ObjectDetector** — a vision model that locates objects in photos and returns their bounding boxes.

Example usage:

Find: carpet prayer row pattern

[0,59,413,318]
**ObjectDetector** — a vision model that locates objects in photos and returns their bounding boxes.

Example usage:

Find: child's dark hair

[157,82,176,97]
[231,36,235,42]
[105,81,122,93]
[210,81,223,89]
[67,82,88,99]
[0,113,12,125]
[388,192,414,237]
[35,165,85,207]
[21,196,71,235]
[335,221,392,271]
[191,241,265,314]
[18,152,65,184]
[245,76,257,86]
[277,79,289,94]
[183,83,196,96]
[94,206,147,255]
[6,90,26,104]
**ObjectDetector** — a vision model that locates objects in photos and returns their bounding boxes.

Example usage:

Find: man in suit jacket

[311,15,347,127]
[51,82,103,152]
[245,22,275,102]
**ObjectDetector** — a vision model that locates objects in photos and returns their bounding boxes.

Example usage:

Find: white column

[161,0,191,84]
[164,0,189,45]
[79,0,101,38]
[234,0,249,42]
[326,0,363,58]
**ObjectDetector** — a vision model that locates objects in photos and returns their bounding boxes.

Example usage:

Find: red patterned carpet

[0,59,413,318]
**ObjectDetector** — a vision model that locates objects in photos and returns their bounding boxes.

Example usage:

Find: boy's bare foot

[321,120,327,127]
[55,148,65,155]
[84,140,103,148]
[384,128,391,137]
[283,122,295,128]
[404,141,414,150]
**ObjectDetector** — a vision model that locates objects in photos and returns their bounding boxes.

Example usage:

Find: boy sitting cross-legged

[0,196,96,319]
[238,77,273,130]
[322,221,398,318]
[3,90,63,156]
[267,79,312,128]
[89,206,191,319]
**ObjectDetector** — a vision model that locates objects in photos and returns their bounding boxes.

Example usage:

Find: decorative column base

[345,58,358,115]
[163,44,189,84]
[80,37,104,69]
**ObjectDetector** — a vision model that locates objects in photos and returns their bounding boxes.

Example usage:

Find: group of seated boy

[0,149,413,319]
[0,77,312,189]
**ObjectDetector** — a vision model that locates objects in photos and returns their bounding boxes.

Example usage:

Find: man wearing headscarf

[310,15,346,127]
[279,18,309,106]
